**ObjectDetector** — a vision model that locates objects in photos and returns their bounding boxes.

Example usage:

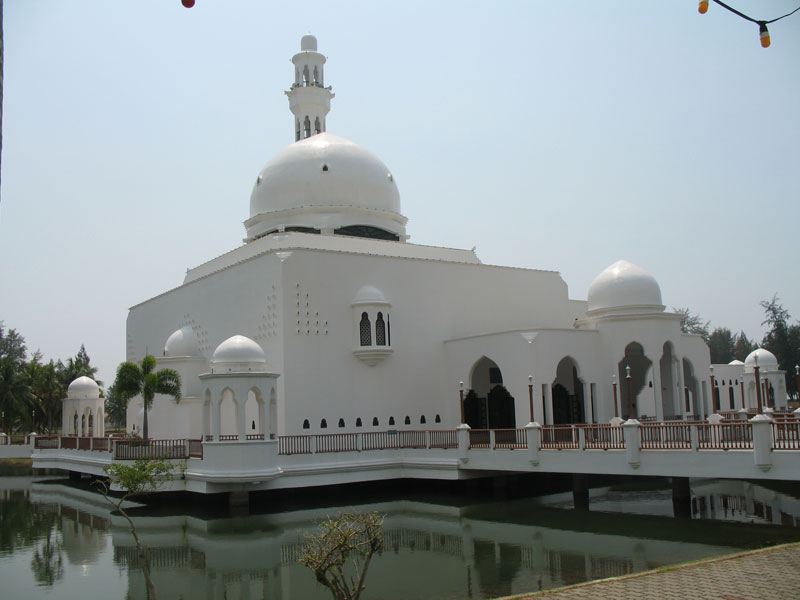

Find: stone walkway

[501,543,800,600]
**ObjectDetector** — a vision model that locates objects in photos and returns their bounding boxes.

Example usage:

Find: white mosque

[120,34,786,444]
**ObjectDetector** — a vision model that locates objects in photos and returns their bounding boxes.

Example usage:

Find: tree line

[677,294,800,401]
[0,322,126,435]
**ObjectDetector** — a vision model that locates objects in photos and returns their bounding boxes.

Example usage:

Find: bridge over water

[31,416,800,501]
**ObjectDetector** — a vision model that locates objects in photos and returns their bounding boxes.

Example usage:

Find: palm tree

[113,355,181,440]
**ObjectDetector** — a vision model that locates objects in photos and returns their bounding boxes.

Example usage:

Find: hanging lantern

[698,0,709,14]
[759,22,771,48]
[182,0,195,7]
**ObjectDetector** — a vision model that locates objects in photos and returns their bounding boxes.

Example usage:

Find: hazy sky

[1,1,799,386]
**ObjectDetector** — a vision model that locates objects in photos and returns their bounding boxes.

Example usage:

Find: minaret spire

[286,33,335,142]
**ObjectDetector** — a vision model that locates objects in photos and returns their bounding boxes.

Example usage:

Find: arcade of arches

[465,344,707,428]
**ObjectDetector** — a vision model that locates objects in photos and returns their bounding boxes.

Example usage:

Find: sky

[1,1,799,386]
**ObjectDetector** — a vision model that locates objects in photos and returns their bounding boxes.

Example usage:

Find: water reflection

[1,477,799,600]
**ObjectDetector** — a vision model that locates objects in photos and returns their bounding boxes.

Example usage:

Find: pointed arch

[552,356,585,424]
[618,342,653,419]
[467,355,515,429]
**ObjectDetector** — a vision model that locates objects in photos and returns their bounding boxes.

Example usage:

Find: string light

[698,0,800,48]
[758,22,770,48]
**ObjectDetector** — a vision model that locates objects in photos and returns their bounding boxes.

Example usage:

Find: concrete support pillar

[212,396,221,441]
[544,385,553,426]
[583,382,592,424]
[653,366,664,422]
[572,473,589,510]
[229,490,250,510]
[622,419,641,468]
[457,424,471,464]
[237,384,247,441]
[671,476,691,518]
[750,414,773,472]
[525,422,541,465]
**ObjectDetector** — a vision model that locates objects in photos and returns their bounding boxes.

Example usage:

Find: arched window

[303,116,311,138]
[356,418,362,427]
[360,312,372,346]
[314,117,321,134]
[303,419,310,429]
[728,387,735,410]
[320,418,327,429]
[389,416,395,426]
[420,415,426,424]
[387,315,391,346]
[404,416,411,425]
[372,417,379,426]
[376,312,386,346]
[435,414,441,423]
[338,418,345,428]
[251,420,256,431]
[313,65,319,83]
[295,118,301,142]
[302,65,310,83]
[73,413,78,435]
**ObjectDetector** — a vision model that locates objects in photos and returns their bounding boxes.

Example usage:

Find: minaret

[286,33,335,142]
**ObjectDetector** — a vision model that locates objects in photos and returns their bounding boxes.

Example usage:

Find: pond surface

[2,476,800,600]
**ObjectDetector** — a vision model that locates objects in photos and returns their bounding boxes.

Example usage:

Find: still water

[2,476,800,600]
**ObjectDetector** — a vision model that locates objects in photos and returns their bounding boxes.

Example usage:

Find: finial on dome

[301,32,318,51]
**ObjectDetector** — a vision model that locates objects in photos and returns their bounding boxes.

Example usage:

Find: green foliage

[113,355,181,439]
[674,307,710,342]
[733,331,758,362]
[0,322,100,434]
[103,458,174,497]
[760,295,800,400]
[104,384,126,430]
[299,512,384,600]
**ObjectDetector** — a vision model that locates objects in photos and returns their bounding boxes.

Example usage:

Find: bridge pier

[672,476,691,518]
[572,474,589,510]
[229,490,250,513]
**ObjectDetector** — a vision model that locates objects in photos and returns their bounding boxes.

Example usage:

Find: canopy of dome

[67,376,100,400]
[744,348,779,371]
[728,359,745,366]
[210,335,267,372]
[246,133,406,241]
[587,260,664,316]
[164,326,200,357]
[352,285,389,305]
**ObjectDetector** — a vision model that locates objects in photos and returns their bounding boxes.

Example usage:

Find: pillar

[525,422,541,465]
[671,476,691,518]
[572,473,589,510]
[622,419,641,468]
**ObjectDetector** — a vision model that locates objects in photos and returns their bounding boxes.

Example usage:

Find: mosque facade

[122,35,785,442]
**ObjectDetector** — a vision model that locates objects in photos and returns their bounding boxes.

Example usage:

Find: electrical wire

[711,0,800,25]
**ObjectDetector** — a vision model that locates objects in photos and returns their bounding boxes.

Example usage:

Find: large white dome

[67,376,100,400]
[587,260,664,316]
[210,335,267,373]
[164,326,200,357]
[744,348,779,371]
[245,133,406,241]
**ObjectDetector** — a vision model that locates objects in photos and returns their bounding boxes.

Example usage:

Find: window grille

[360,312,372,346]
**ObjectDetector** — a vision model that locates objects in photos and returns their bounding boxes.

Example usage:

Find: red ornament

[182,0,195,7]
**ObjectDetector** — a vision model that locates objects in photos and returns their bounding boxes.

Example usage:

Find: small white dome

[728,359,745,366]
[164,326,199,357]
[210,335,267,372]
[246,133,405,241]
[67,376,100,400]
[300,33,318,51]
[744,348,779,371]
[587,260,664,315]
[352,285,389,305]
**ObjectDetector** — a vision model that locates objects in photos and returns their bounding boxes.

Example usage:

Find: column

[236,383,247,441]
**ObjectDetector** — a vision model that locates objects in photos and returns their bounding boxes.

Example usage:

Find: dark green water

[2,476,799,599]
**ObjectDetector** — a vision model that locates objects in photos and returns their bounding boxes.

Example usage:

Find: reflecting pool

[2,476,800,599]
